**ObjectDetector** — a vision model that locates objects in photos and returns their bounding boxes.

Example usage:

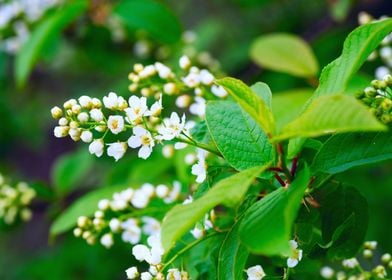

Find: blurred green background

[0,0,391,279]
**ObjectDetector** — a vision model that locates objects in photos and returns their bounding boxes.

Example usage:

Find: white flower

[287,240,303,268]
[122,226,141,244]
[78,95,92,108]
[163,83,177,95]
[167,268,181,280]
[142,217,161,236]
[90,108,104,122]
[380,46,392,59]
[191,160,207,183]
[175,95,191,108]
[126,267,139,279]
[141,272,153,280]
[107,115,124,134]
[58,117,68,126]
[54,126,68,138]
[125,96,148,124]
[157,112,186,140]
[128,126,155,159]
[103,92,122,109]
[199,69,214,85]
[139,65,156,78]
[185,153,196,165]
[189,96,206,117]
[162,145,174,158]
[132,244,151,261]
[141,183,155,197]
[100,233,114,248]
[80,131,93,143]
[191,149,207,183]
[211,85,228,98]
[77,112,89,123]
[375,66,390,80]
[164,181,182,203]
[110,195,128,211]
[246,265,266,280]
[120,188,134,202]
[155,184,169,198]
[182,72,200,88]
[342,258,358,269]
[107,142,127,161]
[109,218,121,232]
[146,94,163,117]
[179,55,191,69]
[51,106,63,119]
[89,139,104,157]
[131,189,150,208]
[191,227,204,239]
[320,266,334,279]
[155,62,172,79]
[174,142,187,150]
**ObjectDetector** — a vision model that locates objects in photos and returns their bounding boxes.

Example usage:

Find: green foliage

[114,0,182,44]
[161,165,269,251]
[15,0,87,88]
[251,82,272,108]
[206,101,274,170]
[316,184,368,259]
[250,33,319,78]
[239,167,310,255]
[314,18,392,98]
[217,223,248,280]
[274,95,386,141]
[50,185,127,237]
[216,77,276,136]
[312,132,392,174]
[51,149,94,196]
[271,89,313,129]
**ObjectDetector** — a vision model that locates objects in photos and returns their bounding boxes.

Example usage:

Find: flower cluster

[73,182,182,248]
[320,240,391,279]
[51,92,191,161]
[126,233,190,280]
[127,55,228,118]
[356,74,392,124]
[0,172,35,225]
[359,12,392,80]
[132,29,221,73]
[0,0,61,54]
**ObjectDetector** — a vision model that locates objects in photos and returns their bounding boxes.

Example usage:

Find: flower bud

[51,106,63,119]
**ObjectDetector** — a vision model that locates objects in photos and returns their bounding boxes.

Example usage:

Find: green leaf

[114,0,182,44]
[161,165,269,251]
[251,82,272,108]
[50,184,127,237]
[273,95,386,141]
[317,185,368,259]
[206,101,274,171]
[239,167,310,255]
[314,19,392,98]
[272,88,313,130]
[217,223,248,280]
[250,33,319,78]
[216,77,276,136]
[51,149,93,196]
[312,132,392,174]
[15,0,87,88]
